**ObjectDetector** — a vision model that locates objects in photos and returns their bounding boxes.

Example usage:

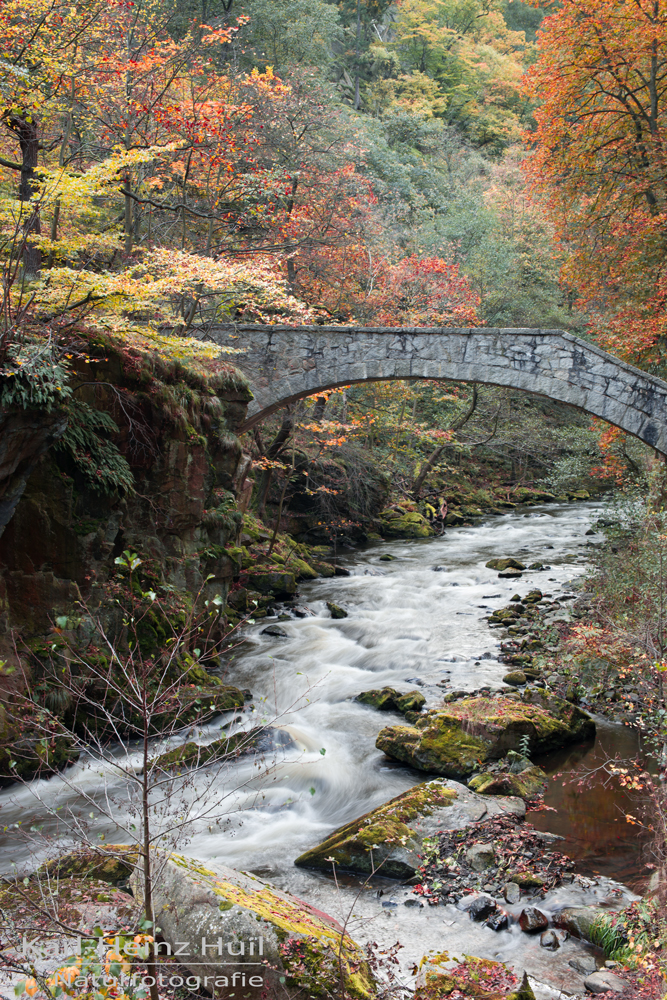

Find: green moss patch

[376,697,595,776]
[151,726,280,771]
[166,855,375,998]
[295,780,457,878]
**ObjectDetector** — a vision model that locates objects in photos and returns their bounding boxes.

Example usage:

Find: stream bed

[0,503,648,997]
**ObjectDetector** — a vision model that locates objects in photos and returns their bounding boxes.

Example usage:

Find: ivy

[55,400,135,495]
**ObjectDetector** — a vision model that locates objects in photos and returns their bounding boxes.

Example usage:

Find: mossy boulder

[485,558,526,571]
[356,687,425,716]
[151,726,294,771]
[327,601,348,619]
[150,681,245,731]
[376,718,488,779]
[503,670,527,686]
[379,506,433,538]
[469,764,547,800]
[376,696,594,778]
[290,557,318,579]
[144,854,375,999]
[312,560,336,577]
[38,845,140,886]
[248,570,297,597]
[294,778,524,879]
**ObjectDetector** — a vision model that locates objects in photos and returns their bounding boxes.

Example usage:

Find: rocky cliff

[0,334,253,708]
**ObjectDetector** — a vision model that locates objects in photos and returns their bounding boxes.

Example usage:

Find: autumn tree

[524,0,667,371]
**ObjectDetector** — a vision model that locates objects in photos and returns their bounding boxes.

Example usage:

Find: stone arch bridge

[209,325,667,455]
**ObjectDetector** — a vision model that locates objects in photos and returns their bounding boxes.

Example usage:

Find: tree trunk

[142,700,160,1000]
[124,172,133,254]
[8,114,41,278]
[412,386,478,496]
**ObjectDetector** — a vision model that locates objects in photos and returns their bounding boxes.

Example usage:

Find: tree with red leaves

[524,0,667,372]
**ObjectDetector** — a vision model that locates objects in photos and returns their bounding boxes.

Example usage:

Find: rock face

[144,855,374,999]
[224,325,667,460]
[0,407,68,539]
[0,345,253,779]
[0,348,251,644]
[376,695,594,778]
[294,778,524,879]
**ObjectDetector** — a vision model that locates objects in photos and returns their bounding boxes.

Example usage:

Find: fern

[56,400,135,495]
[0,342,72,412]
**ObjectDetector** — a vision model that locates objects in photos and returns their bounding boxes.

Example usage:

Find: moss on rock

[379,505,433,538]
[151,725,292,771]
[485,558,526,571]
[376,697,594,777]
[148,854,375,999]
[469,764,547,800]
[295,780,458,878]
[356,687,425,716]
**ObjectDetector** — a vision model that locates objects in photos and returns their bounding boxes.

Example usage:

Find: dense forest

[2,1,667,999]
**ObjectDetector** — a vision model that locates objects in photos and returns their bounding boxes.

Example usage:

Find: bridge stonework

[210,325,667,454]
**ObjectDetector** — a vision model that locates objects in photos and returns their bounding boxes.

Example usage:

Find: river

[0,502,647,997]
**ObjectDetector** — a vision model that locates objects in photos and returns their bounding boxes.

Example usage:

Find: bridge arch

[210,325,667,456]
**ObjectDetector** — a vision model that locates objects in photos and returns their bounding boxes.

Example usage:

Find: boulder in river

[503,670,527,686]
[151,726,295,771]
[379,506,433,538]
[261,624,288,637]
[139,854,374,999]
[294,778,524,879]
[552,905,602,942]
[376,695,594,778]
[326,601,348,619]
[519,907,548,933]
[469,763,548,800]
[356,687,426,716]
[486,557,526,571]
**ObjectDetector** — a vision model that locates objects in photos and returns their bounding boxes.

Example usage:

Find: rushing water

[0,502,648,997]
